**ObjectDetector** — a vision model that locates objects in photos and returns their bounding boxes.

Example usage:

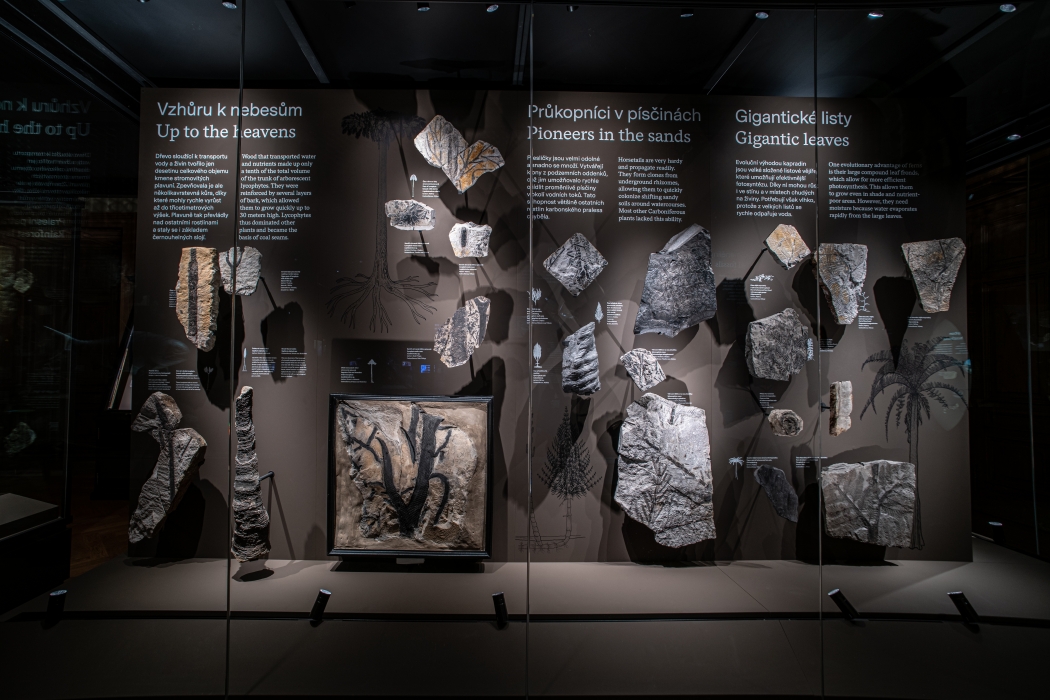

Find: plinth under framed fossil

[327,394,492,558]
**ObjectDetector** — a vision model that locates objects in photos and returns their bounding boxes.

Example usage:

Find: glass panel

[817,4,1050,698]
[527,4,820,696]
[227,2,531,695]
[1,1,237,696]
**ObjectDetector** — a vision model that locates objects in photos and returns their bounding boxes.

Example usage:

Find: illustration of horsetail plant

[327,109,436,332]
[859,336,967,549]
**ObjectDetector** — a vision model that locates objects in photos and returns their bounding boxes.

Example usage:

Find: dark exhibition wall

[0,2,1049,699]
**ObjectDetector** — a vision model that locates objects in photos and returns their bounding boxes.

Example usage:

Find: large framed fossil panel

[327,394,493,558]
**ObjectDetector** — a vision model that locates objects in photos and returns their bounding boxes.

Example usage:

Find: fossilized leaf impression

[449,223,492,258]
[414,115,505,193]
[219,246,262,296]
[635,224,717,337]
[822,460,917,549]
[745,308,809,381]
[434,296,490,368]
[902,237,965,313]
[335,399,486,550]
[385,199,436,230]
[615,393,715,547]
[755,465,798,522]
[233,386,270,562]
[817,243,868,324]
[129,392,207,544]
[562,322,601,396]
[765,224,811,269]
[621,348,665,391]
[176,247,219,351]
[543,233,608,296]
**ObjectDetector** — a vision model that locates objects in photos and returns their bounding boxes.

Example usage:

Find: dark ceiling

[1,0,1047,171]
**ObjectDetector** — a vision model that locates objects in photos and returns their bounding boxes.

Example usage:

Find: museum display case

[1,2,1049,698]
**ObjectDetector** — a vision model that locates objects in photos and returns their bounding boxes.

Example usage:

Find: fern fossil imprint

[327,110,436,333]
[859,336,968,549]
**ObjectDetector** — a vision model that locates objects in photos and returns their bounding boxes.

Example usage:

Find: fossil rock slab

[745,308,809,381]
[334,398,487,550]
[543,233,607,296]
[755,465,798,522]
[4,422,35,455]
[176,247,219,351]
[434,296,490,368]
[765,224,810,269]
[621,348,665,391]
[817,243,868,324]
[129,392,207,544]
[562,322,600,395]
[385,199,436,230]
[233,386,270,562]
[615,393,715,547]
[219,246,262,296]
[414,115,505,193]
[830,380,853,436]
[822,460,917,549]
[448,223,492,258]
[768,409,803,436]
[635,224,717,337]
[902,238,966,313]
[12,269,33,293]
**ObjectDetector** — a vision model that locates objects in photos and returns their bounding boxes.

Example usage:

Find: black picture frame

[326,394,493,559]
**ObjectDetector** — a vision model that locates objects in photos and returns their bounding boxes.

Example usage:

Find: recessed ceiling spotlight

[868,11,884,19]
[680,10,694,18]
[417,2,430,12]
[222,0,237,9]
[1007,133,1022,141]
[567,5,580,12]
[1000,3,1017,12]
[487,4,499,12]
[755,11,769,20]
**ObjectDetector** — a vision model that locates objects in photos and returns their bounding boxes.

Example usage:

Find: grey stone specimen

[434,296,490,368]
[448,223,492,258]
[817,243,868,324]
[745,308,809,381]
[822,460,917,549]
[621,348,665,391]
[543,233,607,296]
[219,246,263,296]
[754,465,798,522]
[12,269,33,293]
[232,386,270,562]
[635,224,717,337]
[765,224,811,269]
[562,322,600,395]
[768,409,803,436]
[615,393,715,547]
[175,247,220,351]
[902,238,966,313]
[830,381,853,436]
[414,115,505,193]
[385,199,436,230]
[4,422,35,455]
[129,392,207,544]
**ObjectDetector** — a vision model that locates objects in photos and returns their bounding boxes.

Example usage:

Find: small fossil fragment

[754,465,798,522]
[621,348,666,391]
[768,409,803,436]
[434,296,490,368]
[219,246,262,296]
[448,223,492,258]
[901,238,966,313]
[4,422,35,455]
[745,308,809,381]
[543,233,608,296]
[830,380,853,436]
[764,224,811,269]
[385,199,436,230]
[562,322,601,395]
